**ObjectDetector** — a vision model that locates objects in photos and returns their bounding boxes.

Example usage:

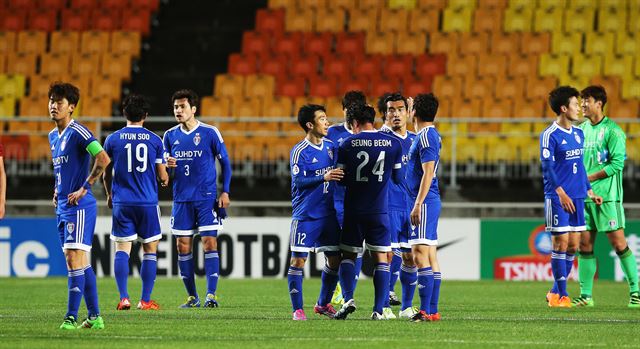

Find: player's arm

[68,140,111,205]
[540,136,574,213]
[0,152,5,219]
[391,143,403,185]
[588,128,626,182]
[410,160,435,226]
[215,138,232,208]
[154,138,169,187]
[335,144,347,186]
[102,161,113,209]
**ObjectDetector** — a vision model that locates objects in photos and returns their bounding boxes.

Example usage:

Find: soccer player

[0,141,5,219]
[541,86,602,308]
[163,89,231,308]
[406,93,442,322]
[287,104,344,320]
[48,82,110,329]
[379,93,418,319]
[333,103,403,320]
[327,90,367,305]
[571,85,639,307]
[103,94,169,311]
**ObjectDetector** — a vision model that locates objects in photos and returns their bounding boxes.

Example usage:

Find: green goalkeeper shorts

[584,201,625,233]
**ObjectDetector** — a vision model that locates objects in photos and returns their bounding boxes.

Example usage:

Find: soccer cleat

[552,296,572,308]
[398,306,419,319]
[116,298,131,310]
[137,300,160,310]
[571,296,594,307]
[313,303,337,318]
[292,309,307,321]
[546,291,560,307]
[179,296,201,308]
[388,291,401,306]
[410,310,430,322]
[78,316,105,329]
[382,307,396,319]
[628,292,640,308]
[203,293,219,308]
[428,312,441,321]
[59,316,77,330]
[331,284,345,306]
[332,299,356,320]
[371,311,385,320]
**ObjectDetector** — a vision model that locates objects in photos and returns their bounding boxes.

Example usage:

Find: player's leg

[288,219,320,320]
[554,232,579,295]
[333,215,362,320]
[398,250,418,318]
[389,250,402,303]
[607,229,640,307]
[370,250,390,319]
[114,241,132,309]
[331,211,344,306]
[575,229,597,306]
[137,205,162,310]
[314,216,341,317]
[550,233,570,307]
[198,199,223,307]
[73,206,103,329]
[428,246,441,321]
[411,244,433,321]
[172,202,199,307]
[386,210,402,309]
[364,213,392,320]
[60,245,85,329]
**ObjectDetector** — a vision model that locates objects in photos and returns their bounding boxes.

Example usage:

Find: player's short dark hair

[122,94,150,122]
[581,85,607,109]
[48,82,80,106]
[377,92,391,120]
[413,93,438,122]
[383,92,408,121]
[341,90,367,110]
[172,89,199,112]
[297,104,326,132]
[346,102,375,126]
[548,86,579,116]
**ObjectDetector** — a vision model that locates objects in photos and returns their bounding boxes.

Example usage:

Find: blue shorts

[545,197,586,235]
[390,209,411,250]
[111,204,162,243]
[290,216,341,253]
[340,213,391,254]
[57,205,97,252]
[410,200,440,246]
[171,199,222,237]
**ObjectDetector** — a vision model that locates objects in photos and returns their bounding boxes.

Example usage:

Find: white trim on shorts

[291,246,312,253]
[110,234,138,242]
[365,242,392,252]
[398,242,412,249]
[545,226,571,233]
[390,242,400,249]
[316,245,340,253]
[172,228,197,236]
[198,224,223,232]
[409,238,438,246]
[340,243,364,254]
[63,243,91,251]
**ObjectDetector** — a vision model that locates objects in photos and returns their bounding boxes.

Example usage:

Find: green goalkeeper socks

[578,252,597,297]
[618,247,640,294]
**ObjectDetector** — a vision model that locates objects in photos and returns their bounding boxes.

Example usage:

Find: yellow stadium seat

[231,96,263,117]
[457,137,486,163]
[200,96,231,117]
[636,56,640,77]
[348,7,378,32]
[0,96,16,117]
[533,7,562,32]
[615,32,637,56]
[379,8,409,33]
[564,8,595,32]
[388,0,417,9]
[504,7,533,32]
[366,31,396,54]
[315,8,346,32]
[485,135,516,162]
[448,0,476,9]
[285,7,315,32]
[16,31,47,54]
[519,137,541,163]
[551,32,582,55]
[585,32,615,55]
[533,122,549,134]
[568,0,598,10]
[396,31,427,55]
[0,74,26,98]
[627,138,640,163]
[509,0,535,9]
[40,52,72,76]
[80,31,111,54]
[537,0,567,10]
[263,96,293,117]
[572,54,602,78]
[429,31,460,54]
[0,32,16,54]
[597,8,626,32]
[442,7,473,32]
[214,74,245,99]
[558,74,589,90]
[50,31,81,54]
[539,53,570,77]
[408,8,439,33]
[622,78,640,99]
[630,10,640,34]
[500,122,531,136]
[603,53,634,77]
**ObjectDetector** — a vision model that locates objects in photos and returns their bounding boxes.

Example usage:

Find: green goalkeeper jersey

[579,116,625,202]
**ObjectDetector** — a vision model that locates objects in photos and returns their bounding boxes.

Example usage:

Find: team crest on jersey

[327,148,333,160]
[598,129,605,141]
[193,133,201,146]
[609,219,617,229]
[67,222,75,233]
[292,164,300,175]
[574,133,581,144]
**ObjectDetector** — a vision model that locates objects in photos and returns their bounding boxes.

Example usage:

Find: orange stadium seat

[315,8,346,32]
[200,96,231,117]
[482,98,513,118]
[504,7,533,32]
[384,54,414,79]
[442,7,473,32]
[231,96,263,117]
[80,96,111,117]
[258,54,288,80]
[335,32,365,58]
[40,52,72,76]
[308,75,338,98]
[89,74,121,101]
[28,8,57,32]
[415,53,447,78]
[507,54,537,77]
[305,32,334,58]
[276,76,306,98]
[433,75,463,100]
[0,32,17,54]
[408,8,439,33]
[478,53,507,77]
[473,8,503,32]
[348,7,378,33]
[429,31,460,55]
[495,75,524,99]
[110,31,142,58]
[214,74,245,99]
[396,31,427,55]
[379,8,409,33]
[358,0,385,9]
[403,76,433,96]
[6,52,37,76]
[416,0,446,9]
[564,7,594,32]
[513,98,545,118]
[464,76,495,99]
[28,74,61,97]
[521,32,550,55]
[67,73,91,97]
[263,96,293,117]
[0,74,26,98]
[29,134,51,160]
[590,75,621,100]
[50,31,81,54]
[459,32,489,55]
[452,97,482,118]
[304,0,328,9]
[100,52,132,81]
[327,0,356,10]
[526,76,556,100]
[0,56,6,74]
[16,31,47,54]
[121,8,152,36]
[290,54,320,79]
[532,7,562,32]
[285,7,314,32]
[61,8,91,31]
[608,99,639,118]
[273,32,303,59]
[80,31,110,54]
[323,54,352,78]
[256,8,285,35]
[490,32,520,54]
[293,96,324,116]
[325,96,343,118]
[436,97,451,118]
[244,74,275,98]
[71,52,100,76]
[365,31,395,55]
[19,94,48,116]
[447,54,477,76]
[242,31,271,57]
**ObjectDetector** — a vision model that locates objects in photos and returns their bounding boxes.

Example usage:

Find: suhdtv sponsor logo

[494,224,578,281]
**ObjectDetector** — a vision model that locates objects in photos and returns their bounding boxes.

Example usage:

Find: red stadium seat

[272,32,303,59]
[335,32,365,58]
[353,54,383,79]
[290,55,320,80]
[7,0,34,9]
[304,32,334,59]
[403,76,433,96]
[121,9,152,36]
[0,135,29,160]
[61,8,91,31]
[228,53,258,75]
[340,77,369,96]
[28,8,57,32]
[40,0,67,10]
[130,0,160,11]
[242,31,271,58]
[255,8,285,36]
[102,0,129,10]
[70,0,97,10]
[308,75,338,98]
[323,54,352,78]
[258,54,289,80]
[383,55,414,80]
[276,76,306,98]
[370,78,400,99]
[415,54,447,78]
[91,8,122,31]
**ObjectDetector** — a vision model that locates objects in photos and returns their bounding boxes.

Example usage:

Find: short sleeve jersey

[406,126,441,203]
[326,123,353,214]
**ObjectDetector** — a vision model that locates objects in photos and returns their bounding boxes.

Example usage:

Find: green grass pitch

[0,278,638,349]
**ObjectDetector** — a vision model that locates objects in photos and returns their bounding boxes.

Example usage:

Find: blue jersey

[540,123,590,199]
[104,125,164,206]
[380,125,416,211]
[49,120,97,214]
[407,126,441,203]
[290,138,337,220]
[337,130,403,215]
[326,123,353,214]
[163,121,229,202]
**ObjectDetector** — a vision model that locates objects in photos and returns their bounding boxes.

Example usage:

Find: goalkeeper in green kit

[571,85,640,308]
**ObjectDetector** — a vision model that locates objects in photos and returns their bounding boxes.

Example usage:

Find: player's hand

[160,177,169,187]
[166,157,177,168]
[53,190,58,208]
[410,203,421,226]
[67,188,87,206]
[218,192,230,208]
[588,190,603,206]
[558,191,575,214]
[106,195,113,209]
[407,97,415,118]
[323,168,344,182]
